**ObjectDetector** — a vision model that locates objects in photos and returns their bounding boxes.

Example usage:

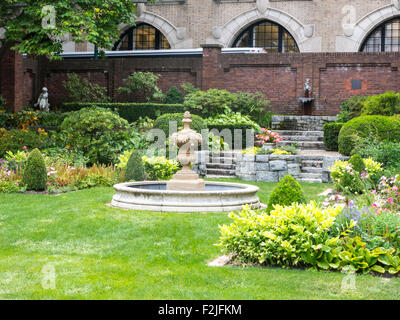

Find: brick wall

[3,46,400,115]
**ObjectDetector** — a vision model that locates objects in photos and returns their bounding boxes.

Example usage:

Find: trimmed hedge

[267,175,306,212]
[23,148,47,191]
[338,115,400,156]
[61,102,185,122]
[323,122,344,151]
[124,150,145,182]
[153,113,207,137]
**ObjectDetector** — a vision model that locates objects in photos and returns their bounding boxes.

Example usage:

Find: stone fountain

[111,112,261,212]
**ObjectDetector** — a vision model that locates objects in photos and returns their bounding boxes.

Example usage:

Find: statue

[34,87,50,112]
[167,111,205,191]
[304,79,312,98]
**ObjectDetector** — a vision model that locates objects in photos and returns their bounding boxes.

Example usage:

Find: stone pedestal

[167,169,205,191]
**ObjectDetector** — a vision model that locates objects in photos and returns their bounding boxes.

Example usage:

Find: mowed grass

[0,181,399,300]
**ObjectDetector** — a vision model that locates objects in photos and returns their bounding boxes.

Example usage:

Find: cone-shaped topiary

[124,150,145,182]
[164,86,183,104]
[22,148,47,191]
[267,175,306,212]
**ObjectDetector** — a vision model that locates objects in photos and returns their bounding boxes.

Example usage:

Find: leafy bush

[62,73,111,103]
[338,115,400,156]
[142,156,180,181]
[22,149,47,191]
[323,122,344,151]
[124,150,145,182]
[336,96,367,123]
[0,181,21,193]
[61,102,185,122]
[348,154,365,174]
[361,91,400,117]
[354,137,400,170]
[60,107,136,164]
[153,113,207,137]
[329,158,383,194]
[184,89,237,118]
[218,202,343,266]
[0,95,6,110]
[267,175,306,212]
[0,129,51,157]
[118,72,164,103]
[164,86,183,104]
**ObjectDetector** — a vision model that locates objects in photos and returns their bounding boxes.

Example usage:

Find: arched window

[232,20,299,53]
[361,18,400,52]
[113,23,171,51]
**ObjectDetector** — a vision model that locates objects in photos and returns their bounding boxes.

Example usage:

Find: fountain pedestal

[166,111,205,191]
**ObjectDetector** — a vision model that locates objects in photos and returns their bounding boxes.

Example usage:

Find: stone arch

[119,11,191,49]
[209,8,318,52]
[341,4,400,52]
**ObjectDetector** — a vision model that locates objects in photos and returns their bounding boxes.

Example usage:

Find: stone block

[288,163,301,176]
[256,171,279,182]
[256,155,269,162]
[270,160,288,171]
[255,162,269,171]
[278,171,289,180]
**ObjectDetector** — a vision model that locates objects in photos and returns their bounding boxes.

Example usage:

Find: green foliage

[181,82,199,96]
[153,113,207,137]
[267,175,306,212]
[329,158,383,194]
[22,149,47,191]
[361,91,400,117]
[354,137,400,170]
[183,89,271,122]
[348,154,365,174]
[60,107,136,164]
[124,150,145,182]
[62,73,111,103]
[142,156,180,181]
[0,129,51,157]
[0,181,21,193]
[118,72,164,103]
[61,102,185,122]
[1,0,141,58]
[338,115,400,156]
[0,96,5,110]
[184,89,237,118]
[164,86,183,104]
[218,202,343,266]
[336,96,367,123]
[323,122,344,151]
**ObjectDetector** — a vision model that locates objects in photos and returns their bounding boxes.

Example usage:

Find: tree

[0,1,153,59]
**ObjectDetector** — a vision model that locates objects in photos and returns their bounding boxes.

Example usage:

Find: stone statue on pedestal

[304,79,312,98]
[34,87,50,112]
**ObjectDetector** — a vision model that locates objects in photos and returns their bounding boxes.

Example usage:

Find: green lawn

[0,180,399,300]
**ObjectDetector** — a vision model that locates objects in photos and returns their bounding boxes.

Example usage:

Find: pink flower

[15,182,19,185]
[392,186,398,192]
[371,190,377,195]
[46,182,51,185]
[388,198,394,205]
[372,203,378,207]
[22,146,27,150]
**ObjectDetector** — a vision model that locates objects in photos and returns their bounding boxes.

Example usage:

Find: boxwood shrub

[61,102,185,122]
[323,122,344,151]
[22,148,47,191]
[338,115,400,156]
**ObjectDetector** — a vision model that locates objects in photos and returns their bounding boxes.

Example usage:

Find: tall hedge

[323,122,344,151]
[61,102,185,122]
[23,148,47,191]
[338,115,400,156]
[124,151,145,182]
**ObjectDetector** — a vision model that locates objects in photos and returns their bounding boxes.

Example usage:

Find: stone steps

[206,162,235,170]
[278,141,325,150]
[206,168,236,176]
[281,135,323,142]
[301,160,323,168]
[204,152,238,178]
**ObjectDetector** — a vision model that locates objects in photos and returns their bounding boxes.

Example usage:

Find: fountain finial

[167,112,205,191]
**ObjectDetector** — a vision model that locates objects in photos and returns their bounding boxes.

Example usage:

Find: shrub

[0,129,51,158]
[22,149,47,191]
[267,175,306,212]
[323,122,344,151]
[0,181,21,193]
[218,202,343,266]
[336,96,367,123]
[60,107,135,164]
[164,86,183,104]
[348,154,365,174]
[361,91,400,117]
[338,115,400,156]
[118,72,164,103]
[0,95,6,110]
[62,73,111,103]
[60,102,185,122]
[354,137,400,170]
[153,113,207,137]
[142,156,180,181]
[329,158,383,194]
[124,150,145,182]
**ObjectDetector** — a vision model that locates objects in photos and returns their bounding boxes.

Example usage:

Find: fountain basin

[111,181,261,212]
